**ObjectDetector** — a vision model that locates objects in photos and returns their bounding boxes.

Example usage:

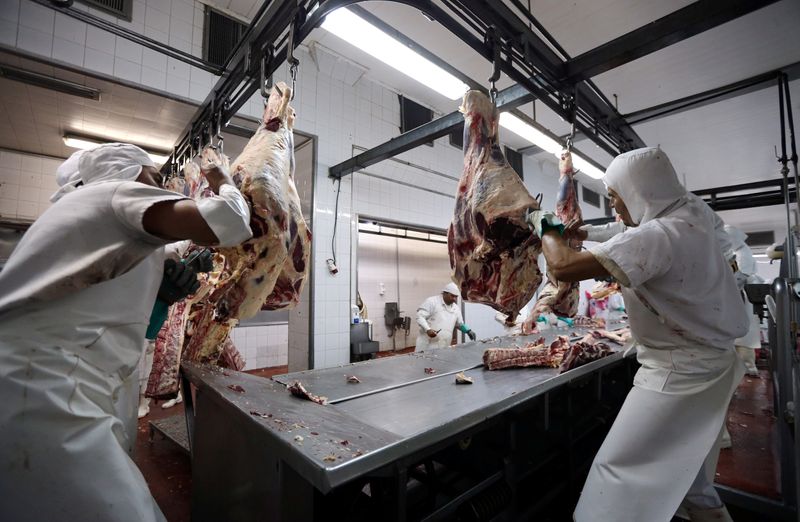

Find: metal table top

[183,322,629,493]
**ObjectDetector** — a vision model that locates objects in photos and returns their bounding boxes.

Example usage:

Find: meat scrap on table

[288,380,328,405]
[483,334,613,373]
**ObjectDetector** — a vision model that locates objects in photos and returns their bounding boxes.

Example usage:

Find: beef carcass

[526,151,583,328]
[483,336,569,371]
[449,90,542,318]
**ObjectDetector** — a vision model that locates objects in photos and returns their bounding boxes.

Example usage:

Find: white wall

[230,323,288,370]
[0,150,62,220]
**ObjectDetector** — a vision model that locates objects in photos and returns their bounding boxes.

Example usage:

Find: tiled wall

[230,323,289,371]
[3,0,217,99]
[0,150,61,220]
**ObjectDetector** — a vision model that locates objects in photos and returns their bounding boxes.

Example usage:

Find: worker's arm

[142,165,252,247]
[416,301,438,338]
[574,221,627,242]
[541,230,610,282]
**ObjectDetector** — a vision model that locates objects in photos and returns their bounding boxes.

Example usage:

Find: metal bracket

[486,26,501,103]
[260,44,275,99]
[286,12,301,101]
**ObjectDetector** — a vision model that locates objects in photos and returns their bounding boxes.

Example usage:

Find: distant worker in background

[725,225,763,377]
[416,282,476,350]
[0,143,252,522]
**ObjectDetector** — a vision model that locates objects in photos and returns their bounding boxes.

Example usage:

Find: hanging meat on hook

[448,90,543,319]
[524,150,583,332]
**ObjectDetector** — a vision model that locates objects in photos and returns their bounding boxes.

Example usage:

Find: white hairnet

[443,282,460,296]
[51,143,155,202]
[603,147,687,225]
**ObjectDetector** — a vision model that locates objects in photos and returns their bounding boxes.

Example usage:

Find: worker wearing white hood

[528,147,747,522]
[0,143,252,521]
[725,224,764,376]
[416,282,476,350]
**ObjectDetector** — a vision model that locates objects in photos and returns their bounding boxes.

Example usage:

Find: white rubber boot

[137,395,150,419]
[161,390,183,409]
[736,346,758,377]
[720,425,732,449]
[688,506,733,522]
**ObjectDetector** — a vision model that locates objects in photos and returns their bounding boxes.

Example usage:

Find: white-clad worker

[416,282,476,351]
[0,143,252,522]
[725,225,764,377]
[527,147,747,522]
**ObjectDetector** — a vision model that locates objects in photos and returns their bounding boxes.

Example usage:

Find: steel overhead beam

[565,0,782,83]
[328,84,534,178]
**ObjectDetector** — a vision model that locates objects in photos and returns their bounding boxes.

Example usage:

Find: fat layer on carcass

[527,151,583,328]
[448,90,542,318]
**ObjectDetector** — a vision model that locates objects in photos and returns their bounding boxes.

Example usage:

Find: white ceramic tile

[141,47,167,72]
[17,25,53,57]
[0,18,16,46]
[0,0,19,23]
[19,171,40,187]
[144,4,170,34]
[18,0,53,31]
[166,56,191,79]
[84,47,115,75]
[0,152,21,170]
[192,5,203,28]
[0,198,18,217]
[144,25,168,45]
[52,37,85,67]
[20,155,41,172]
[38,187,53,202]
[189,81,209,102]
[0,168,19,185]
[168,34,191,54]
[86,25,115,53]
[170,0,194,23]
[114,57,141,83]
[18,185,38,202]
[54,12,86,44]
[142,66,167,91]
[0,183,19,200]
[16,200,37,218]
[115,36,143,63]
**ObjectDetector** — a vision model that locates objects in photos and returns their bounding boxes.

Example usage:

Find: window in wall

[504,147,524,180]
[745,231,775,246]
[204,7,247,67]
[400,95,434,147]
[603,196,613,217]
[582,186,601,208]
[77,0,132,21]
[449,121,465,150]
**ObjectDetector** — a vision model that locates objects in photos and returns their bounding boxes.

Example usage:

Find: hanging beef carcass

[448,90,542,318]
[524,150,583,331]
[147,82,309,397]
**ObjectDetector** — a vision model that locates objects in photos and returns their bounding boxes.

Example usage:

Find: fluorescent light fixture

[321,8,468,100]
[63,135,169,164]
[498,113,606,179]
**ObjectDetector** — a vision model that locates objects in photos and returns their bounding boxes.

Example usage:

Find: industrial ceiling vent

[582,186,601,208]
[203,7,247,68]
[77,0,132,21]
[745,231,775,247]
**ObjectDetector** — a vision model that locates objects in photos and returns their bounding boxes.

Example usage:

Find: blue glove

[526,209,564,237]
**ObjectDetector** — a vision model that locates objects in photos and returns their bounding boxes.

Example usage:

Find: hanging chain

[486,26,501,104]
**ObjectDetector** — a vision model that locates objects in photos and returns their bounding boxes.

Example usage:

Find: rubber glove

[158,259,200,305]
[466,330,477,341]
[526,209,564,237]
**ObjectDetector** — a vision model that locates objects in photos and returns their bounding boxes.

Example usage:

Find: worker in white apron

[529,147,748,521]
[0,143,252,522]
[725,225,764,377]
[415,282,476,351]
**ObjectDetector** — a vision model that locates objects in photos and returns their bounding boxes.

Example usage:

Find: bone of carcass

[572,315,605,328]
[448,90,542,319]
[588,329,629,345]
[483,336,569,371]
[526,151,583,329]
[288,381,328,405]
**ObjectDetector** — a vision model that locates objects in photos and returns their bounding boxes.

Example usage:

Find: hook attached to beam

[486,26,501,103]
[286,12,301,101]
[260,44,275,99]
[564,86,579,151]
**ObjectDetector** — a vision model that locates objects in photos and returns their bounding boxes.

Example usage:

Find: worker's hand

[563,220,589,241]
[526,209,564,238]
[200,163,234,195]
[186,249,214,273]
[426,329,438,338]
[158,259,201,304]
[466,330,477,341]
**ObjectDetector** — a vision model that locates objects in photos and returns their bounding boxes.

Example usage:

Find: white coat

[725,226,764,349]
[575,148,747,521]
[0,150,251,521]
[416,295,464,351]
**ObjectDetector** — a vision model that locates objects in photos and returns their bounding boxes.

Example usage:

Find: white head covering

[51,143,155,202]
[603,147,687,225]
[442,282,460,296]
[724,224,748,250]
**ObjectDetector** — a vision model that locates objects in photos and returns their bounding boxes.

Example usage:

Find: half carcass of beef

[449,90,542,318]
[483,336,569,371]
[528,151,583,327]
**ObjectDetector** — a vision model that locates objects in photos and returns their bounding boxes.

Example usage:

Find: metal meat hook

[486,26,501,103]
[260,44,275,100]
[286,20,300,101]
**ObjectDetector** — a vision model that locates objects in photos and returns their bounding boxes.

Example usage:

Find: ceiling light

[63,134,169,164]
[498,113,606,179]
[321,8,469,100]
[0,64,101,101]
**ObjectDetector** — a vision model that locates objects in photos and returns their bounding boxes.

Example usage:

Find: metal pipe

[779,76,796,279]
[782,74,800,233]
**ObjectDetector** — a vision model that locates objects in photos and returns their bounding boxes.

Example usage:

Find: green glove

[526,209,564,237]
[146,298,169,340]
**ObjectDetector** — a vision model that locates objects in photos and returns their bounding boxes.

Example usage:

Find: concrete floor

[134,358,786,521]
